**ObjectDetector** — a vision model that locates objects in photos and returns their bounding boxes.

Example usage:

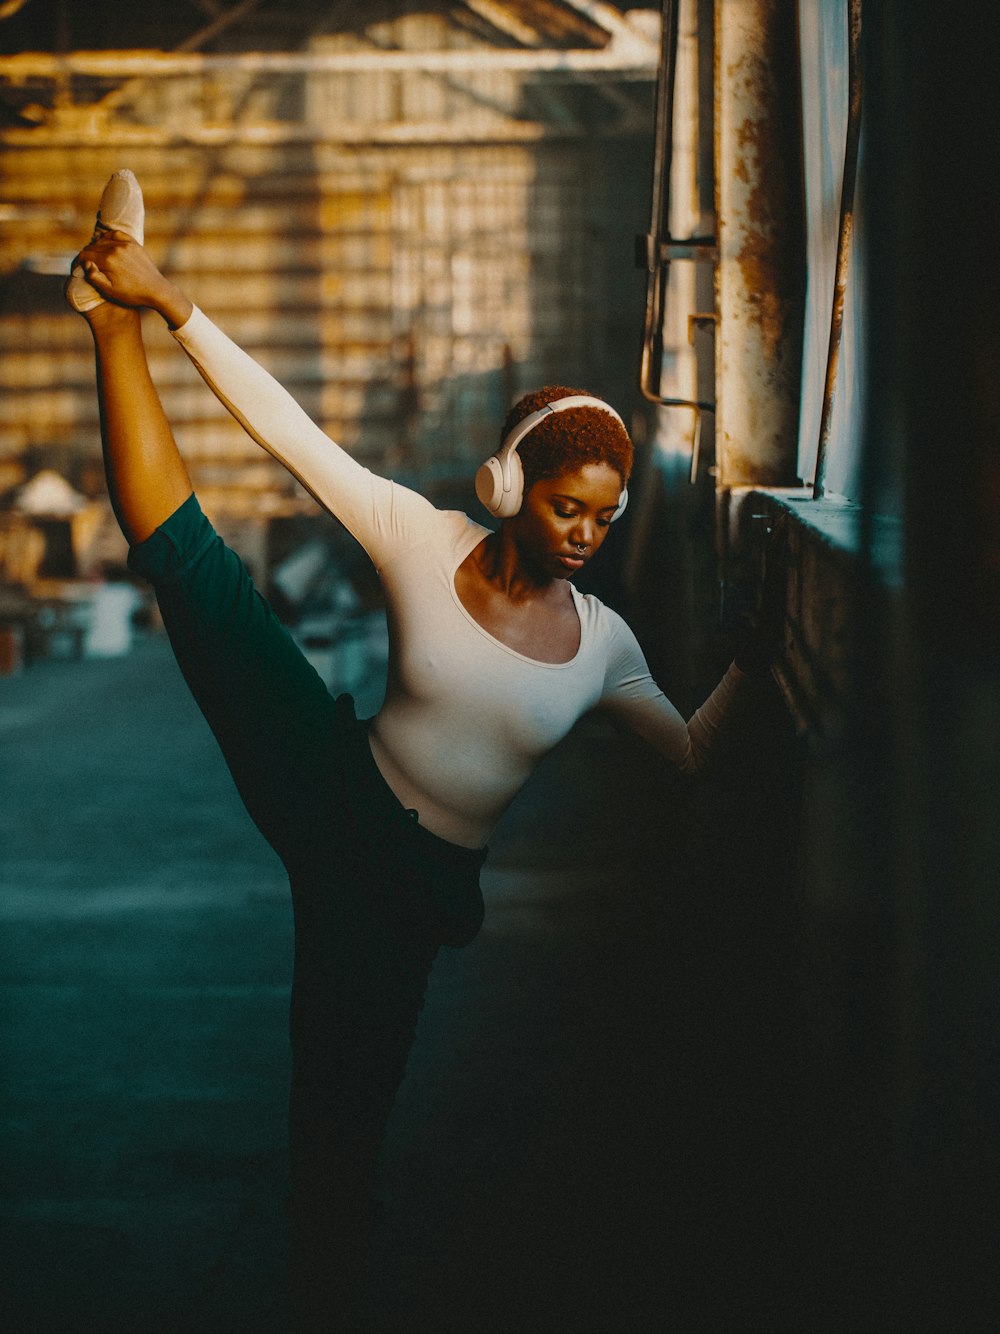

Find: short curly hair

[501,385,633,494]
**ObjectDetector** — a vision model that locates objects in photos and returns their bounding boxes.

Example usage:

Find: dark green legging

[129,494,486,1328]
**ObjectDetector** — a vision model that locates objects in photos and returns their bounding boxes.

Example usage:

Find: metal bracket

[634,233,719,272]
[635,2,717,413]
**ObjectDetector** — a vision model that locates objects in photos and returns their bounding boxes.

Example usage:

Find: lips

[557,552,586,572]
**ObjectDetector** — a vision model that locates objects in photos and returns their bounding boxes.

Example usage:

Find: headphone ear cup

[476,450,525,518]
[494,449,524,518]
[611,487,629,522]
[475,456,505,515]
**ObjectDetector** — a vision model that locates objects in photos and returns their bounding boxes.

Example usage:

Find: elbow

[678,742,708,777]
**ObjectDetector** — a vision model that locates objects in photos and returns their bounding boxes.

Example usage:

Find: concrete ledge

[728,486,905,745]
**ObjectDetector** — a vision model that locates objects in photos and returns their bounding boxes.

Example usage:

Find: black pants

[129,495,486,1329]
[284,697,486,1329]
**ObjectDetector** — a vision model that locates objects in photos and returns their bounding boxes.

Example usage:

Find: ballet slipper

[66,169,145,313]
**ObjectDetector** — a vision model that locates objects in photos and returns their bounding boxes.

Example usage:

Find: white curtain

[797,0,866,500]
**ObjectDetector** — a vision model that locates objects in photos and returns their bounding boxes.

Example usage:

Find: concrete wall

[627,4,1000,1327]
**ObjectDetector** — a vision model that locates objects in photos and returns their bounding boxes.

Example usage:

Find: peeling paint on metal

[716,0,805,487]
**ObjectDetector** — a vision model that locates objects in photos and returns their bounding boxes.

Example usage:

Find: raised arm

[168,305,393,543]
[71,231,428,563]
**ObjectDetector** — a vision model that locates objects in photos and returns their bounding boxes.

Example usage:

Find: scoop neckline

[449,530,584,669]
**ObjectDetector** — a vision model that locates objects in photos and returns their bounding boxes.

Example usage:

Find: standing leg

[284,819,484,1332]
[286,865,441,1333]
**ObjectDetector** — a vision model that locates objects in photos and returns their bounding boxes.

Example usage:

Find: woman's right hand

[72,232,194,328]
[734,514,788,675]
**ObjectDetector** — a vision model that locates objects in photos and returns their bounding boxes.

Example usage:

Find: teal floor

[2,634,798,1333]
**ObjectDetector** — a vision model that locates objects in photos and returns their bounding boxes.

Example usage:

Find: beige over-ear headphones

[475,395,630,521]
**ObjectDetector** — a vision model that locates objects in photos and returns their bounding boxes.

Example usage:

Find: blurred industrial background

[2,2,999,1331]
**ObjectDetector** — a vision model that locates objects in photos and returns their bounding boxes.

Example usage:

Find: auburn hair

[501,385,633,494]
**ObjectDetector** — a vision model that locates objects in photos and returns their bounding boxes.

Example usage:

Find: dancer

[68,172,763,1329]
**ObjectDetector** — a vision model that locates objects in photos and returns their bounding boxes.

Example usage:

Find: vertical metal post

[715,0,805,487]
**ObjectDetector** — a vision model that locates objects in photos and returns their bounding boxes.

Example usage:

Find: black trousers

[285,697,486,1329]
[129,495,487,1329]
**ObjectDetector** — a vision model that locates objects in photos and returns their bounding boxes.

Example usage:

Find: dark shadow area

[1,635,807,1333]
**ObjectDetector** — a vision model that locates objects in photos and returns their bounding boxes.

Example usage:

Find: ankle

[85,302,142,337]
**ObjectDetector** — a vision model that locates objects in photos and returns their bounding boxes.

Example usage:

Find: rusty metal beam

[461,0,547,46]
[0,40,657,78]
[0,119,612,148]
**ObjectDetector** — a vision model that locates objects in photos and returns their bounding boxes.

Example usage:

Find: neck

[479,527,552,598]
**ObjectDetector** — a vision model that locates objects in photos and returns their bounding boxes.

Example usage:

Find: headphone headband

[499,395,626,459]
[476,394,630,521]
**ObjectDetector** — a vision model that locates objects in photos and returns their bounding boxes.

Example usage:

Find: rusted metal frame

[556,0,652,49]
[637,0,716,416]
[0,120,632,148]
[2,0,272,128]
[0,48,658,77]
[0,51,655,137]
[715,0,806,488]
[0,54,655,146]
[657,239,718,261]
[91,0,269,118]
[812,0,863,500]
[461,0,548,47]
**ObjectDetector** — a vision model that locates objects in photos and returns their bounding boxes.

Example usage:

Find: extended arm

[72,232,426,563]
[597,613,746,774]
[168,306,396,548]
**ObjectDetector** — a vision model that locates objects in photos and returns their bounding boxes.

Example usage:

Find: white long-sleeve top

[172,307,744,847]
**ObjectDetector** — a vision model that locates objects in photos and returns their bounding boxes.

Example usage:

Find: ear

[475,449,525,518]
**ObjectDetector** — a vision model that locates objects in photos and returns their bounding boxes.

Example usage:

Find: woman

[68,172,756,1329]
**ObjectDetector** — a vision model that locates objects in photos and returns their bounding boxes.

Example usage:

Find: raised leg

[85,303,194,544]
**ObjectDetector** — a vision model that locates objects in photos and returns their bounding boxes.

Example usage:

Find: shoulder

[573,589,637,646]
[375,483,477,545]
[440,507,491,554]
[377,496,488,570]
[572,591,651,685]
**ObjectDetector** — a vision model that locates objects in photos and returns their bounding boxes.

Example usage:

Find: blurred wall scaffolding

[0,6,658,582]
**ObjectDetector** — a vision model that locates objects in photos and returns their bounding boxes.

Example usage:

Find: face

[510,461,623,580]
